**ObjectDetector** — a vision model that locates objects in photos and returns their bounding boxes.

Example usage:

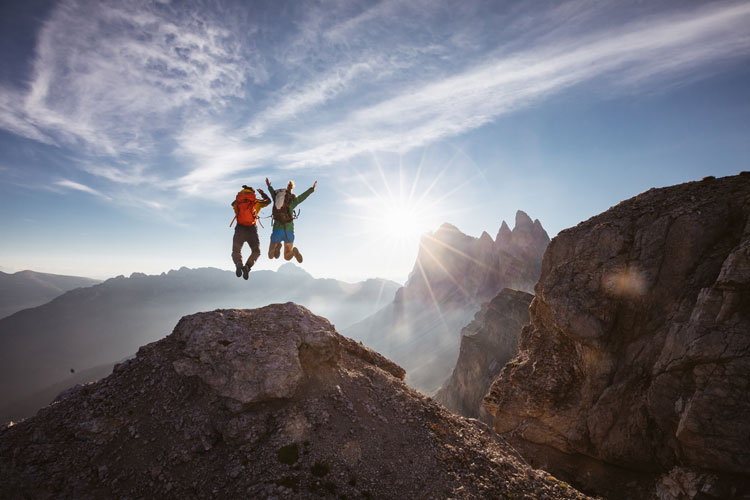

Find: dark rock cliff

[435,288,532,422]
[1,303,593,500]
[484,173,750,500]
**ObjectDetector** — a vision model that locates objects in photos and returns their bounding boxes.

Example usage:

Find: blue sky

[1,0,749,282]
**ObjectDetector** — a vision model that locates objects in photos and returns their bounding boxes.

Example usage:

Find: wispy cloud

[275,2,750,167]
[5,0,253,153]
[55,179,111,199]
[2,0,750,206]
[243,59,380,138]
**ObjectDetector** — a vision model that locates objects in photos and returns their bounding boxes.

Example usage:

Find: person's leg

[269,229,283,259]
[231,228,245,277]
[283,242,294,261]
[292,246,303,263]
[246,226,261,269]
[283,228,302,263]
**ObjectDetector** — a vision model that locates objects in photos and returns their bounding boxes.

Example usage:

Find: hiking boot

[242,265,250,280]
[235,263,243,277]
[292,247,303,263]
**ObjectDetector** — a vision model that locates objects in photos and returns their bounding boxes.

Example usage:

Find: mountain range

[0,264,398,422]
[345,210,549,393]
[0,270,100,319]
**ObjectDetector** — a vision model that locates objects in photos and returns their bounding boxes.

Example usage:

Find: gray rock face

[346,211,549,394]
[484,173,750,499]
[0,303,593,500]
[435,288,532,422]
[171,305,343,404]
[407,211,549,308]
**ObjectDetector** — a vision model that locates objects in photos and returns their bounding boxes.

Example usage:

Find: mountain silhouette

[0,270,99,319]
[0,265,398,422]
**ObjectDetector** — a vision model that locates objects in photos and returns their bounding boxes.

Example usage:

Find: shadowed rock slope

[1,303,593,500]
[484,173,750,500]
[436,288,532,423]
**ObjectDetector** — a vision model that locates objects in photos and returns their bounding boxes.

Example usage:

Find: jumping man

[266,178,317,262]
[230,185,271,280]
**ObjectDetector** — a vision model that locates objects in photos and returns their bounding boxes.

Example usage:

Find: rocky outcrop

[435,288,532,422]
[1,303,593,500]
[346,211,549,393]
[484,173,750,499]
[405,211,549,308]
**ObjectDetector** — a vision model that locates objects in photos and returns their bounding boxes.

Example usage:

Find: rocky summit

[1,303,593,500]
[484,173,750,500]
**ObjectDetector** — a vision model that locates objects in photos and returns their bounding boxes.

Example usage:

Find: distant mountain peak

[436,222,462,234]
[495,221,512,242]
[514,210,534,230]
[276,263,312,278]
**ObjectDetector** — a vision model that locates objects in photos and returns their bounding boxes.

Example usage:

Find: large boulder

[484,173,750,500]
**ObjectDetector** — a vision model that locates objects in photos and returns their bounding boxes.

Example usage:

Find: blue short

[270,228,294,244]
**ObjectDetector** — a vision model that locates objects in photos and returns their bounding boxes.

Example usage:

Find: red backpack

[230,190,258,227]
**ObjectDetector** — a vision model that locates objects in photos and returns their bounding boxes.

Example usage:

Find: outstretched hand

[313,181,318,191]
[265,177,271,187]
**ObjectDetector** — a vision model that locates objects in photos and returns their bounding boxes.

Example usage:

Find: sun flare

[373,199,430,246]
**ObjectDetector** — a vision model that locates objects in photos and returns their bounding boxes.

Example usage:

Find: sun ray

[408,147,427,206]
[417,241,476,303]
[418,165,489,209]
[372,151,395,201]
[421,233,498,272]
[415,257,450,332]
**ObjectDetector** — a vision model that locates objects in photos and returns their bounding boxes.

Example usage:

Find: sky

[1,0,749,283]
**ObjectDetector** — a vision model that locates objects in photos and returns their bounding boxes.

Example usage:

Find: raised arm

[290,181,317,209]
[265,177,276,198]
[256,188,271,208]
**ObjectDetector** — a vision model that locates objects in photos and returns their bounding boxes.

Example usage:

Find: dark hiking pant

[232,224,260,268]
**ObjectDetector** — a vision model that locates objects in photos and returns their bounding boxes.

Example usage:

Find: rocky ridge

[346,211,549,393]
[1,303,594,500]
[435,288,532,423]
[484,173,750,500]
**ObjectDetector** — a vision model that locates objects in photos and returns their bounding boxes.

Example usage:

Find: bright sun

[363,194,436,250]
[346,155,474,253]
[376,201,423,242]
